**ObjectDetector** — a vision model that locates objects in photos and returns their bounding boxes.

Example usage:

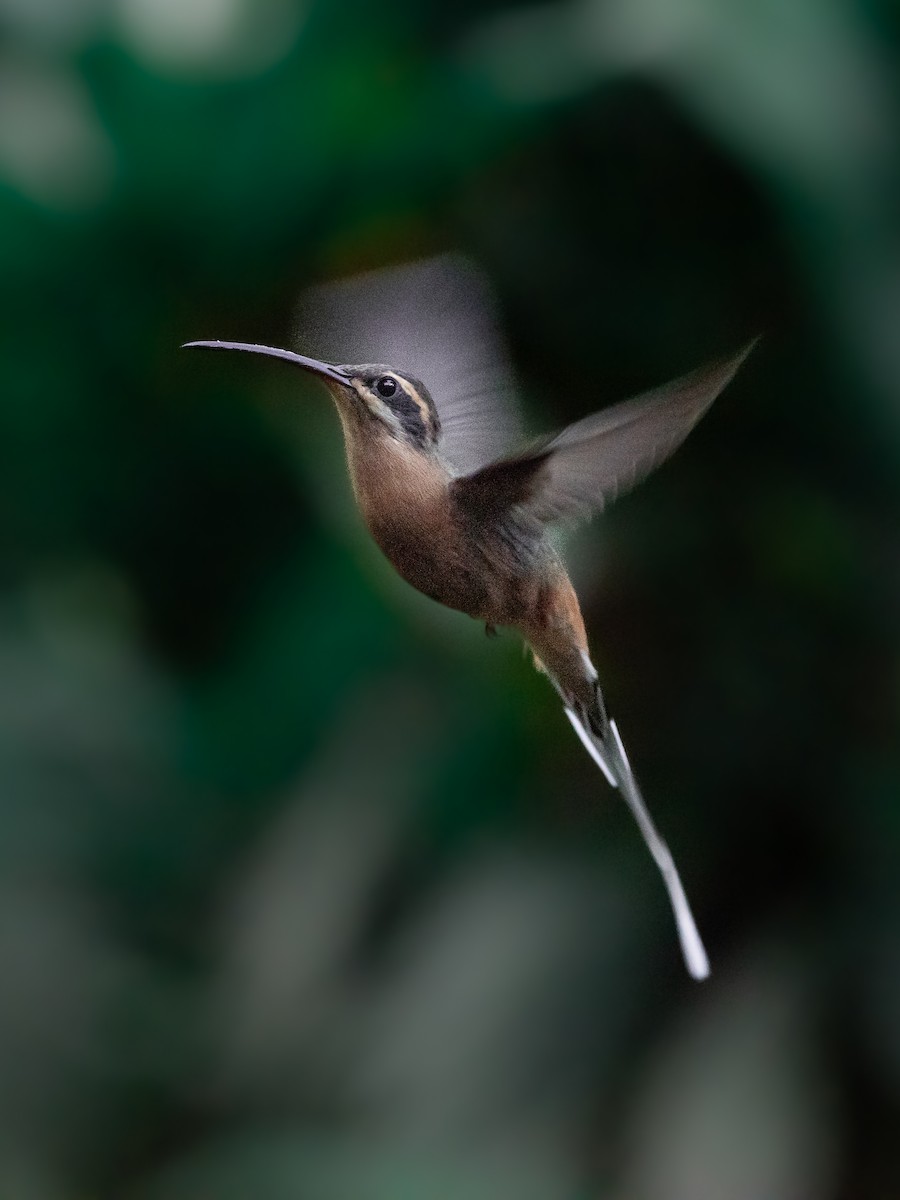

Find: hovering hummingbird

[186,258,755,980]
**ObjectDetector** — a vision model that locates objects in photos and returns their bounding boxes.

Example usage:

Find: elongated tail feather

[564,707,616,786]
[563,703,710,981]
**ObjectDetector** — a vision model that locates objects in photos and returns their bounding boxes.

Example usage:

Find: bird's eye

[375,376,397,398]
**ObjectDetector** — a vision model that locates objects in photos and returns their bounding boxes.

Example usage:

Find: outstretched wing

[298,253,524,474]
[451,341,757,525]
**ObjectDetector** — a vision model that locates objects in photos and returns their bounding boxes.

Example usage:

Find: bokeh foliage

[1,0,900,1196]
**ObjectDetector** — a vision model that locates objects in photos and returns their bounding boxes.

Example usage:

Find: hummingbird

[185,267,755,981]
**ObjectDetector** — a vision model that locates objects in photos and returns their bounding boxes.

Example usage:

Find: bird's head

[183,340,441,452]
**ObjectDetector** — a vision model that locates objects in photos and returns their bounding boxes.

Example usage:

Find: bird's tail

[551,675,710,980]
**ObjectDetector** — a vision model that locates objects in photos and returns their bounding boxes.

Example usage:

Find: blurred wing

[297,254,524,474]
[452,341,757,525]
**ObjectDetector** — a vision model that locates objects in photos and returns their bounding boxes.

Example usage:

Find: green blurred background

[2,0,900,1196]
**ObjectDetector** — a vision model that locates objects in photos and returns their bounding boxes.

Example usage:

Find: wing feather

[452,340,757,526]
[298,254,524,474]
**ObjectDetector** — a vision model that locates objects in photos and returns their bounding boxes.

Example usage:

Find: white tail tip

[608,720,710,980]
[563,704,711,980]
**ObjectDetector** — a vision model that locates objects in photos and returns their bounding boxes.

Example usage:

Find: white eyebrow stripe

[403,379,435,436]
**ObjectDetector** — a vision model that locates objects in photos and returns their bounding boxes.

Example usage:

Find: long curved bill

[183,340,349,385]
